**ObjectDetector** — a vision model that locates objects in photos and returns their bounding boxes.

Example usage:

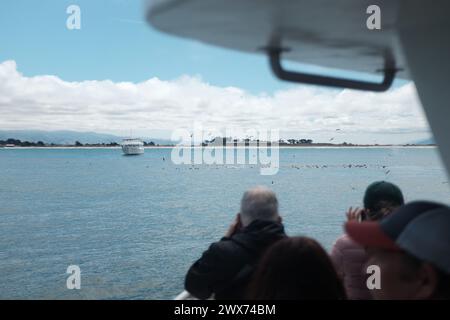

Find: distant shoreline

[0,144,437,149]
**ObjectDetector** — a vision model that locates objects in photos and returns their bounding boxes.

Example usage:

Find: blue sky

[0,0,301,93]
[0,0,430,143]
[0,0,409,94]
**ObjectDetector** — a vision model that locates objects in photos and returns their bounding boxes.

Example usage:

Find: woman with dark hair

[246,237,347,300]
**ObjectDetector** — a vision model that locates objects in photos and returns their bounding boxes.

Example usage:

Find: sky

[0,0,431,144]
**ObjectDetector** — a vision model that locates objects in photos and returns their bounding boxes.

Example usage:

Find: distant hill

[0,130,174,145]
[413,137,436,145]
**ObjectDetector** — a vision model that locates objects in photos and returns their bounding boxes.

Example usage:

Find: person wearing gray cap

[346,201,450,300]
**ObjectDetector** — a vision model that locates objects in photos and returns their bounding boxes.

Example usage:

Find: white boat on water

[121,138,144,155]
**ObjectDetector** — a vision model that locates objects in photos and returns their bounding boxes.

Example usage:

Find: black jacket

[185,220,286,300]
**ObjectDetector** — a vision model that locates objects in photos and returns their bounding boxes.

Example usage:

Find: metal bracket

[265,47,398,92]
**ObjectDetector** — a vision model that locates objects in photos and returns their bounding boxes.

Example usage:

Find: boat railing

[174,290,195,300]
[174,290,214,300]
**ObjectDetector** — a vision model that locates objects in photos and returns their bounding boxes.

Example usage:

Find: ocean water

[0,147,449,299]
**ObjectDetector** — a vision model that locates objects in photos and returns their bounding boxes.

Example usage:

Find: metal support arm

[267,47,398,92]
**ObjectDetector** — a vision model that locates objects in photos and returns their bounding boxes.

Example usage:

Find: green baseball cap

[363,181,405,211]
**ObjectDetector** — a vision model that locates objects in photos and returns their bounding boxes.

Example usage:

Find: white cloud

[0,60,429,143]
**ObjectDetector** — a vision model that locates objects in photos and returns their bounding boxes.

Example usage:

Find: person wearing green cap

[330,181,405,299]
[362,181,405,221]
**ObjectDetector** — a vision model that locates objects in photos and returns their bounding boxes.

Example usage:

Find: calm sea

[0,147,449,299]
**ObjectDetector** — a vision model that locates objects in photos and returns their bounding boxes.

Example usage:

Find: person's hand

[346,207,364,221]
[224,214,242,238]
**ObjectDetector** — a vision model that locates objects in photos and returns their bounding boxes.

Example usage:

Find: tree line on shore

[0,138,159,147]
[1,137,346,147]
[3,137,428,148]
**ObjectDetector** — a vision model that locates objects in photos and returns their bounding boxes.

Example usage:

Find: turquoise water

[0,147,449,299]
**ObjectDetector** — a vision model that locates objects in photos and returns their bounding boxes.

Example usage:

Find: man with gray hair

[239,186,280,226]
[185,186,286,300]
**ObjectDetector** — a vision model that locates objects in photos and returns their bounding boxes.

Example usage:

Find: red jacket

[330,234,372,300]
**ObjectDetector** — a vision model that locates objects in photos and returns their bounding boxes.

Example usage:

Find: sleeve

[184,240,235,299]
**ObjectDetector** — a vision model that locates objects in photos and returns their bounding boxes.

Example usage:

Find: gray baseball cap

[346,201,450,273]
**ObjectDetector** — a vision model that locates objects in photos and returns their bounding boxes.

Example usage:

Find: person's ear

[413,263,439,299]
[277,216,282,223]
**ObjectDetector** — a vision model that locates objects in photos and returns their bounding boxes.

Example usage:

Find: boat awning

[147,0,414,91]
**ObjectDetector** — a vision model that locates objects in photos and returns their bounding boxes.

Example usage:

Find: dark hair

[246,237,347,300]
